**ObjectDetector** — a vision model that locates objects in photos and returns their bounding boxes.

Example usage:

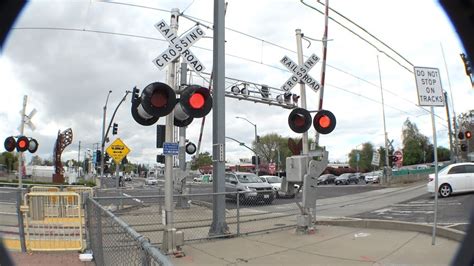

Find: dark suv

[335,173,359,185]
[225,172,275,204]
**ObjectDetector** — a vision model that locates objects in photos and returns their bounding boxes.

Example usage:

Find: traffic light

[4,136,39,153]
[130,83,177,126]
[288,108,337,134]
[460,53,472,76]
[251,155,260,165]
[174,85,213,127]
[104,153,110,162]
[96,150,101,164]
[261,85,269,99]
[112,123,118,135]
[466,131,472,139]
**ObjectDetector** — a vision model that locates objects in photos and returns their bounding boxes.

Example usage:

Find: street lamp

[100,90,112,183]
[235,116,259,176]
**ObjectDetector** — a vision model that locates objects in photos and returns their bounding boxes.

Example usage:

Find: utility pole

[444,91,455,162]
[162,8,179,254]
[77,141,81,174]
[377,55,390,185]
[100,90,112,186]
[295,29,309,154]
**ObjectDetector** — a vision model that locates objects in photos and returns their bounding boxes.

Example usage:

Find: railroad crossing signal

[288,108,336,135]
[153,19,206,73]
[4,136,39,153]
[280,54,321,92]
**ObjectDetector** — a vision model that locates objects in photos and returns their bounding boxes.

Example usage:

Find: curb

[316,218,466,242]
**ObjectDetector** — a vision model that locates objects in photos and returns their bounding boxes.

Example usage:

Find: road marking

[123,193,144,204]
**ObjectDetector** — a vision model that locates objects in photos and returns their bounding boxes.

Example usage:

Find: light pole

[100,90,112,185]
[272,147,281,177]
[235,116,259,176]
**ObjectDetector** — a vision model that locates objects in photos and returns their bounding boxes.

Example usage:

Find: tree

[402,119,430,165]
[191,152,213,170]
[30,155,42,165]
[251,133,294,171]
[0,152,17,173]
[348,142,374,172]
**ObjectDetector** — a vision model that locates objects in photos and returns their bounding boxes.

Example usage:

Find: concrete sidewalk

[171,225,460,265]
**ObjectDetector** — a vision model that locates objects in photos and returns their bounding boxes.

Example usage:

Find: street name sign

[163,142,179,155]
[414,67,444,107]
[280,54,320,92]
[106,138,130,164]
[153,19,206,73]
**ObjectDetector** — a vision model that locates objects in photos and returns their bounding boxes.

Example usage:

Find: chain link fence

[86,197,171,266]
[93,190,301,245]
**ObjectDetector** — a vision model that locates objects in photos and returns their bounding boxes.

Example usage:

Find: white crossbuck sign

[153,19,206,73]
[280,54,321,92]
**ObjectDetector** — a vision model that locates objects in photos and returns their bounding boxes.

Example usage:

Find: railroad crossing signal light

[313,110,337,135]
[458,131,465,140]
[131,83,177,126]
[288,108,337,134]
[465,131,472,139]
[460,53,472,76]
[4,136,16,152]
[174,85,213,127]
[112,123,118,135]
[231,84,249,97]
[460,143,468,152]
[261,85,270,99]
[4,136,39,153]
[288,108,312,133]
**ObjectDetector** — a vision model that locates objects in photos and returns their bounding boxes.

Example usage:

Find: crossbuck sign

[153,19,206,73]
[280,54,321,92]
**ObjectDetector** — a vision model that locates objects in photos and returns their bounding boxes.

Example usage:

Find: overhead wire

[12,1,448,127]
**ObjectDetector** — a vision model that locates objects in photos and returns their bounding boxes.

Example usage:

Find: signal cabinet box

[286,155,310,182]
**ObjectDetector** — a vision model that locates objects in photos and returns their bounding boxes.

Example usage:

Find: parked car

[225,172,275,203]
[317,174,336,185]
[335,173,359,185]
[124,174,132,181]
[145,177,158,185]
[364,171,382,184]
[194,174,212,183]
[427,162,474,197]
[260,175,295,198]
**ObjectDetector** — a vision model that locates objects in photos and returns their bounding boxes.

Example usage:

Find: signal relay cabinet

[281,151,329,209]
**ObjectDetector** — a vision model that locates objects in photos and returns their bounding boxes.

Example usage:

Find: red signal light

[150,90,169,108]
[189,93,205,109]
[16,136,29,152]
[313,110,336,134]
[466,131,472,139]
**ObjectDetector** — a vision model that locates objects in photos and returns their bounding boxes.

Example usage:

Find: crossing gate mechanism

[21,191,84,251]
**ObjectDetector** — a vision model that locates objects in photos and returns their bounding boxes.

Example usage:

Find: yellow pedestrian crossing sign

[106,138,130,164]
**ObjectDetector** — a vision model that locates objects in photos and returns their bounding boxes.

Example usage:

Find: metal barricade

[21,191,84,251]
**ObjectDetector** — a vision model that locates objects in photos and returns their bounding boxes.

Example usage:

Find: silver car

[225,172,275,203]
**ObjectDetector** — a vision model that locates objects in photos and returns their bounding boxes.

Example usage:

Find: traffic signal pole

[295,29,309,154]
[377,55,390,185]
[162,8,179,254]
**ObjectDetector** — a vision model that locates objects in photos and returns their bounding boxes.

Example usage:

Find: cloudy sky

[1,0,473,167]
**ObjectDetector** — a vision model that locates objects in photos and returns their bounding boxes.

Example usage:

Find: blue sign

[163,142,179,155]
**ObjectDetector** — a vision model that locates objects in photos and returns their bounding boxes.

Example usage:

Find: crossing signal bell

[4,136,39,153]
[131,83,212,127]
[288,108,336,134]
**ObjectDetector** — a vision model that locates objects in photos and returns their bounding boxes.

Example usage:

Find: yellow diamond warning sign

[106,138,130,164]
